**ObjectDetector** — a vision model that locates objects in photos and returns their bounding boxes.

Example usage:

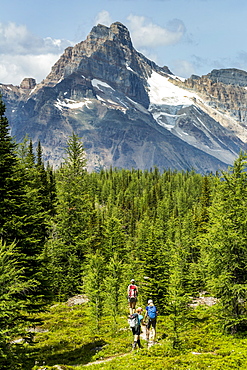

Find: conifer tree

[35,141,51,213]
[46,162,57,217]
[104,252,125,323]
[0,240,37,369]
[165,236,191,349]
[102,212,127,259]
[45,133,92,298]
[84,251,105,331]
[0,95,23,242]
[202,152,247,333]
[194,175,212,234]
[0,95,50,311]
[137,216,169,312]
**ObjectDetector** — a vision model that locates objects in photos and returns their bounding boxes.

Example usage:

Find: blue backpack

[147,305,157,319]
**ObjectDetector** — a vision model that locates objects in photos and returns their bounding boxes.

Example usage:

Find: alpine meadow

[1,93,247,369]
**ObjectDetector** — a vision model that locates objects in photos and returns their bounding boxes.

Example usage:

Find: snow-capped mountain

[1,22,247,173]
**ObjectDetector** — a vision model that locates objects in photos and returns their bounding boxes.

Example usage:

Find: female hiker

[129,306,143,350]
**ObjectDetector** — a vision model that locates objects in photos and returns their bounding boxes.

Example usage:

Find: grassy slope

[26,302,247,370]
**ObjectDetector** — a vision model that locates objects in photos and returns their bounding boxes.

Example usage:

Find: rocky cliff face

[1,22,247,173]
[179,70,247,124]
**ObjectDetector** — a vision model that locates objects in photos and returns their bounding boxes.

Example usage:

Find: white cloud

[0,54,62,85]
[127,15,186,48]
[95,10,112,27]
[0,22,72,85]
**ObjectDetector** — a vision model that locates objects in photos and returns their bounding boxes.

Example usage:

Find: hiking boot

[132,341,137,350]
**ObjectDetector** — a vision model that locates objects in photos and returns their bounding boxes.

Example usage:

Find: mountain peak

[110,22,131,38]
[88,21,132,48]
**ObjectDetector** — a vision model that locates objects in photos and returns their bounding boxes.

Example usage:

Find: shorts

[128,297,137,303]
[131,325,141,336]
[147,318,156,329]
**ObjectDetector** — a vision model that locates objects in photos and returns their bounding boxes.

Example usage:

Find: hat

[136,307,142,312]
[148,299,153,304]
[131,279,135,283]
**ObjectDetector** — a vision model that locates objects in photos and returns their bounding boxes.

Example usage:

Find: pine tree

[0,95,23,242]
[46,162,57,216]
[0,240,37,369]
[104,252,125,323]
[165,235,191,349]
[84,251,105,332]
[35,141,51,213]
[202,152,247,333]
[0,95,51,311]
[45,133,92,298]
[137,216,169,312]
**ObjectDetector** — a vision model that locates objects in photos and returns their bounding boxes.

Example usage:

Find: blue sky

[1,0,247,85]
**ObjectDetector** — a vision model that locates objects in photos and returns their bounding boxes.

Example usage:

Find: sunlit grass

[26,302,247,370]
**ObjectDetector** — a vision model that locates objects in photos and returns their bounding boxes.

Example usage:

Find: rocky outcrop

[67,295,88,306]
[206,68,247,86]
[173,71,247,124]
[20,78,36,90]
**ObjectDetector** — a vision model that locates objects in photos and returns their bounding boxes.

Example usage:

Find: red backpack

[129,284,137,298]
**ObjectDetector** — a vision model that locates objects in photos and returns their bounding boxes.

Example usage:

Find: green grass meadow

[22,301,247,370]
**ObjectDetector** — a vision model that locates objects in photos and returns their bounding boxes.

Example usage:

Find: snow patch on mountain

[54,98,92,111]
[147,71,198,106]
[151,109,186,131]
[92,79,115,91]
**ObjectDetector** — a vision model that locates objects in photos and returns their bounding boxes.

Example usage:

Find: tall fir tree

[84,251,105,332]
[104,252,126,323]
[0,95,23,243]
[0,240,37,370]
[136,215,169,312]
[0,96,50,365]
[202,152,247,333]
[45,133,93,298]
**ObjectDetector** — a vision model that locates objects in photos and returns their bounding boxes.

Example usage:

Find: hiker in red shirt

[127,279,138,314]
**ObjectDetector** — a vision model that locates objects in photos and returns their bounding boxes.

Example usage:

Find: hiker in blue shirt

[144,299,158,345]
[129,306,143,350]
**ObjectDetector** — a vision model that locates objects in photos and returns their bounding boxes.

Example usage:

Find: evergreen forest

[1,94,247,369]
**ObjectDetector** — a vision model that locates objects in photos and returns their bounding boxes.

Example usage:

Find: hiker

[127,279,138,314]
[144,299,158,345]
[129,307,143,350]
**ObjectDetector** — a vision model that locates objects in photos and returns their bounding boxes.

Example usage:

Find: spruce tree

[165,236,191,349]
[0,240,37,369]
[104,252,125,323]
[45,133,92,298]
[202,152,247,333]
[84,251,105,331]
[0,95,23,242]
[0,95,50,311]
[137,215,169,312]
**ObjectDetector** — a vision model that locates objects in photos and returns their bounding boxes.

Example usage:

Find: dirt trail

[83,325,149,367]
[83,353,129,367]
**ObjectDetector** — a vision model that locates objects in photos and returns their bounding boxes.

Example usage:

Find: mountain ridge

[1,22,247,173]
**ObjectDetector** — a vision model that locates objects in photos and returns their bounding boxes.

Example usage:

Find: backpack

[129,313,139,329]
[128,284,137,298]
[147,305,157,319]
